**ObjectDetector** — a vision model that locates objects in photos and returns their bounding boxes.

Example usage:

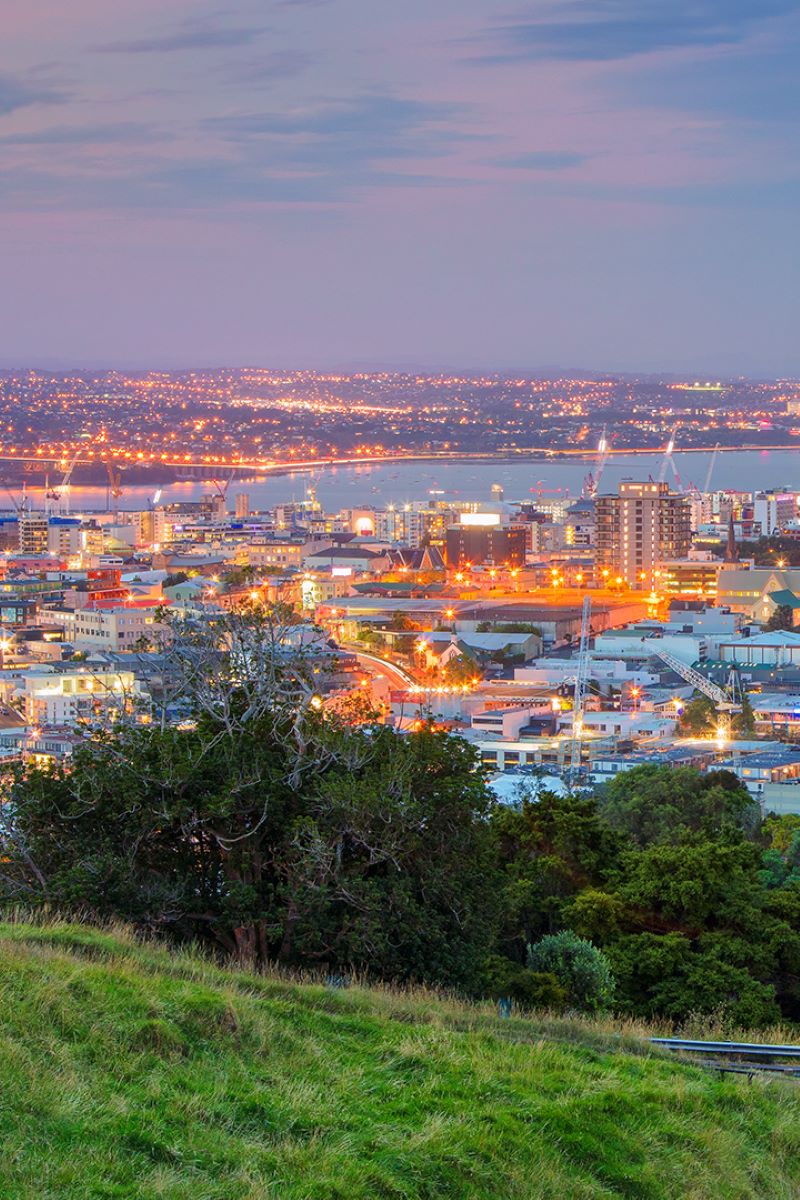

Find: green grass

[1,920,799,1199]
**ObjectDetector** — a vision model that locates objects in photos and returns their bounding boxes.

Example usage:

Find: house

[749,694,800,740]
[41,600,168,652]
[415,634,473,672]
[390,546,446,573]
[557,710,678,741]
[717,568,800,623]
[592,627,705,666]
[427,630,542,663]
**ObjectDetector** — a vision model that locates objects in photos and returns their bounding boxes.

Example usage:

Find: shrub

[528,931,615,1012]
[481,955,567,1010]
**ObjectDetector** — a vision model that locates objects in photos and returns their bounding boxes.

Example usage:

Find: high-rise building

[235,492,250,519]
[18,512,49,555]
[595,481,691,586]
[374,503,454,548]
[136,506,169,548]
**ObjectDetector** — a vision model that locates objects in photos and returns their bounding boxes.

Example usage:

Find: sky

[1,0,799,375]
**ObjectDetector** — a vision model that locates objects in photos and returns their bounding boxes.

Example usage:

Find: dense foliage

[0,719,496,990]
[738,535,800,567]
[493,767,800,1026]
[4,610,800,1026]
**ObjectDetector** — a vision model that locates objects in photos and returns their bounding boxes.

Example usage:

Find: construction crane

[686,442,721,505]
[1,481,26,513]
[102,460,124,519]
[702,443,720,494]
[568,596,593,784]
[45,450,80,515]
[210,468,235,502]
[653,648,741,742]
[657,424,682,488]
[583,426,611,498]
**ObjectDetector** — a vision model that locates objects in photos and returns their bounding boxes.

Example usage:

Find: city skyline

[2,1,799,375]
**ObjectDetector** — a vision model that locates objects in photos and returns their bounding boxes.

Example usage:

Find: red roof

[86,597,170,612]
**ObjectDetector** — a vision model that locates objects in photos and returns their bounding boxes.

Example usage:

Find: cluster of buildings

[2,475,800,815]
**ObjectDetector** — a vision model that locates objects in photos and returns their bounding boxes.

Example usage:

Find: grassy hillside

[1,922,799,1199]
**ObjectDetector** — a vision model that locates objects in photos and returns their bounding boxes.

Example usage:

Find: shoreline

[1,442,798,491]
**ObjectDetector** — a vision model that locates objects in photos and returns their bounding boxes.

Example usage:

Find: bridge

[0,442,790,479]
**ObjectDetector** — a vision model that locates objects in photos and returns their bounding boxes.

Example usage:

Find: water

[22,448,800,514]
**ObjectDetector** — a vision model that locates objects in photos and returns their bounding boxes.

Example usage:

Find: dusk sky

[2,1,799,375]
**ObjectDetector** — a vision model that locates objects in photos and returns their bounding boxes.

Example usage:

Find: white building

[41,604,166,652]
[15,664,142,726]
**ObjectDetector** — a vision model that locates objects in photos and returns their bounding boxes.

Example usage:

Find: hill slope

[1,922,799,1200]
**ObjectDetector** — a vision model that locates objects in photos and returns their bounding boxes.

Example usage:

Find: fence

[651,1037,800,1078]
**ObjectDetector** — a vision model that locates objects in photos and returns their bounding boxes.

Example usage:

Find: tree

[606,934,782,1027]
[163,571,190,588]
[0,607,499,987]
[389,612,420,632]
[678,695,717,736]
[491,778,800,1025]
[223,565,256,589]
[527,931,615,1012]
[737,536,800,568]
[760,815,800,889]
[443,654,481,685]
[732,694,756,737]
[492,790,623,959]
[597,766,760,847]
[492,623,542,636]
[765,605,795,631]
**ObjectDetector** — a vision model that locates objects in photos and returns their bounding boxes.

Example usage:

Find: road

[348,649,416,690]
